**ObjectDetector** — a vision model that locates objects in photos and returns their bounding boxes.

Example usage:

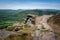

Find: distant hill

[0,9,24,14]
[0,9,60,29]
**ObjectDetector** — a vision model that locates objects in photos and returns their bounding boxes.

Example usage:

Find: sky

[0,0,60,10]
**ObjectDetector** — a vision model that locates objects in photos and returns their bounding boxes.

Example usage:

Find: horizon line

[0,8,60,10]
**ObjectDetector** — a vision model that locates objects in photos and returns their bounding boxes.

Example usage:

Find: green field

[0,9,60,29]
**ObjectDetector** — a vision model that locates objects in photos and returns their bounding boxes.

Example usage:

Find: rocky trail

[34,15,56,40]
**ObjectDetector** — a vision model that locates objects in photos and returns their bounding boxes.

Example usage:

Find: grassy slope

[47,14,60,40]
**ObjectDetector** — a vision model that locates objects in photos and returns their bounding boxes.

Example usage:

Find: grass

[4,34,19,40]
[40,25,46,34]
[6,26,16,31]
[4,31,31,40]
[4,24,37,40]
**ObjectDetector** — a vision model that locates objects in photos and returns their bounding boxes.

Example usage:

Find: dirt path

[34,15,56,40]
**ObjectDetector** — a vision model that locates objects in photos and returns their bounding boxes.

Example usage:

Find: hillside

[47,14,60,40]
[0,13,60,40]
[0,9,60,29]
[0,14,55,40]
[0,9,24,29]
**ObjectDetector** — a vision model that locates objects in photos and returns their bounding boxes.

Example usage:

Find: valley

[0,9,60,40]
